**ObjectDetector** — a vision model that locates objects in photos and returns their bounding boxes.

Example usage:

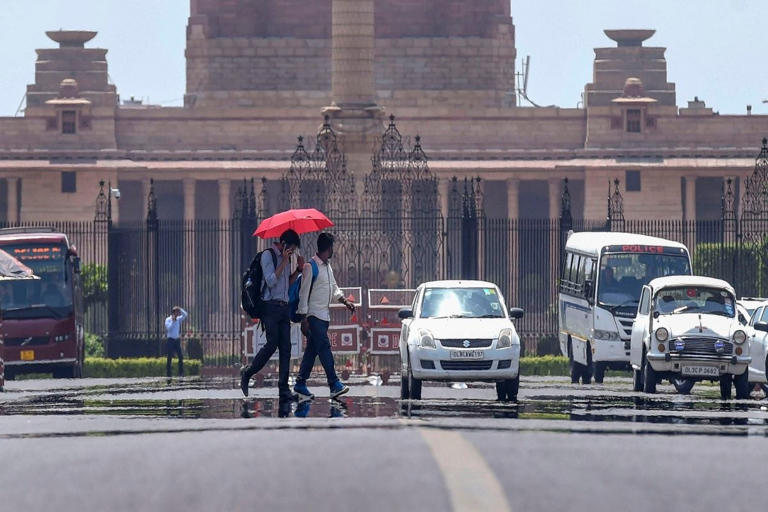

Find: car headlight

[593,329,621,341]
[733,330,746,345]
[655,327,669,342]
[418,329,436,349]
[497,328,514,349]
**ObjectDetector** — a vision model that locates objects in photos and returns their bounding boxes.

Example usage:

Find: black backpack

[241,248,277,320]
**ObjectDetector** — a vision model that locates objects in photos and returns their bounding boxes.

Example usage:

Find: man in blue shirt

[240,229,303,398]
[164,306,188,377]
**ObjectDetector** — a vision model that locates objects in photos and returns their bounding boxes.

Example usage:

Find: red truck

[0,228,84,382]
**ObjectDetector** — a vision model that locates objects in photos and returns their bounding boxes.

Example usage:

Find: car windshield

[419,287,505,319]
[654,286,735,317]
[598,252,690,312]
[0,243,73,319]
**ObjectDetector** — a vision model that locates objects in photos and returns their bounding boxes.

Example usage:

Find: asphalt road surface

[1,376,767,512]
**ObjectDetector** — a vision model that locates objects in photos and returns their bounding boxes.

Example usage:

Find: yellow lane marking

[419,428,511,512]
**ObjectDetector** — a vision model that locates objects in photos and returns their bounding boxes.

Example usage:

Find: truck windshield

[654,287,735,317]
[0,243,73,319]
[598,252,690,313]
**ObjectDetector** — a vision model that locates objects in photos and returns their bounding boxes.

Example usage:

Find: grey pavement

[1,376,767,512]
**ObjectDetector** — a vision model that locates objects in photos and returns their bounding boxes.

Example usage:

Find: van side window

[575,256,586,285]
[638,288,650,315]
[583,258,595,283]
[563,253,573,282]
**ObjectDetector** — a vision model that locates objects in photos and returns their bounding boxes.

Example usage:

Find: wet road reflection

[2,377,768,433]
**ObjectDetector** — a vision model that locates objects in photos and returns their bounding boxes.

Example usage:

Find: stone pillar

[183,179,196,313]
[218,180,232,317]
[141,178,152,219]
[6,178,19,223]
[332,0,375,109]
[684,175,696,222]
[548,178,561,219]
[506,178,519,308]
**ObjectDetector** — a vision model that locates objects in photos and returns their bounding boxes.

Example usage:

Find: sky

[0,0,766,116]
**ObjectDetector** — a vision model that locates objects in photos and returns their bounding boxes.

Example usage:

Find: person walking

[164,306,188,377]
[240,229,303,398]
[293,232,355,400]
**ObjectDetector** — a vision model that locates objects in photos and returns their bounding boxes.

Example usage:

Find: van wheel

[642,354,656,394]
[581,345,593,385]
[734,370,750,400]
[594,362,607,384]
[632,366,644,392]
[569,357,583,384]
[719,374,733,400]
[671,378,695,395]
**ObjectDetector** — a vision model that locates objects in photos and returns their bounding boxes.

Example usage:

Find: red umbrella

[253,208,334,239]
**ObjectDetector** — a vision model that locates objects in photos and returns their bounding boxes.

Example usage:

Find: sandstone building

[0,0,765,225]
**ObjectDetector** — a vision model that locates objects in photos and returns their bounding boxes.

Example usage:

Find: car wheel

[496,382,506,401]
[406,355,422,401]
[671,377,695,395]
[594,362,606,384]
[400,374,410,400]
[505,376,519,402]
[719,374,733,400]
[632,366,644,392]
[642,353,656,394]
[734,370,750,400]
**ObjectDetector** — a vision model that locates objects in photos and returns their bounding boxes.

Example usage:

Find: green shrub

[84,357,201,378]
[85,333,105,358]
[520,355,569,376]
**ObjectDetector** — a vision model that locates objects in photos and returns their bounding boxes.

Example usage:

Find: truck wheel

[734,370,750,400]
[719,374,733,400]
[594,362,607,384]
[642,355,656,394]
[671,378,695,395]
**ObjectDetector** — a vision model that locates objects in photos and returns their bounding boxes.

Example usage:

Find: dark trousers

[297,316,339,387]
[166,338,184,377]
[244,302,292,396]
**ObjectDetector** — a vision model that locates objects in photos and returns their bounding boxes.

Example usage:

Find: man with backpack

[293,232,355,400]
[240,229,303,398]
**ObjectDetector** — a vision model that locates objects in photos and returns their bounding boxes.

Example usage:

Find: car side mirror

[398,308,413,320]
[73,256,81,274]
[509,307,525,319]
[755,322,768,333]
[653,311,659,319]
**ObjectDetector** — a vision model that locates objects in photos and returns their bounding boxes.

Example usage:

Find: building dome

[623,77,645,97]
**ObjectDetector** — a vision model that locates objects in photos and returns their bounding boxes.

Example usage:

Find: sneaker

[295,400,311,418]
[330,380,349,399]
[239,367,250,397]
[294,381,315,399]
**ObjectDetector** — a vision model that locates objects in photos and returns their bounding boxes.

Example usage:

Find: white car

[630,276,751,400]
[398,280,524,402]
[746,301,768,390]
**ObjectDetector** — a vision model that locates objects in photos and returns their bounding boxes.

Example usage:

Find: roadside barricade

[366,288,416,380]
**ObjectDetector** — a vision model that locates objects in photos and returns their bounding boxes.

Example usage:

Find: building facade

[0,0,766,226]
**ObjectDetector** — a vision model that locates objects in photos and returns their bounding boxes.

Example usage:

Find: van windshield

[654,287,735,317]
[598,252,690,313]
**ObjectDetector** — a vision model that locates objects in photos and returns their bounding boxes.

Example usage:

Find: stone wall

[186,0,515,108]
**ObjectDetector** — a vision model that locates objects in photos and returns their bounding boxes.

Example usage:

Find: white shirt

[297,255,344,322]
[164,308,188,339]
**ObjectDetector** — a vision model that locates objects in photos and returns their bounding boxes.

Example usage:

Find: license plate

[681,365,719,377]
[20,350,34,361]
[449,350,484,360]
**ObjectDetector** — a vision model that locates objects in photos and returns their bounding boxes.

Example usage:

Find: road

[1,376,766,512]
